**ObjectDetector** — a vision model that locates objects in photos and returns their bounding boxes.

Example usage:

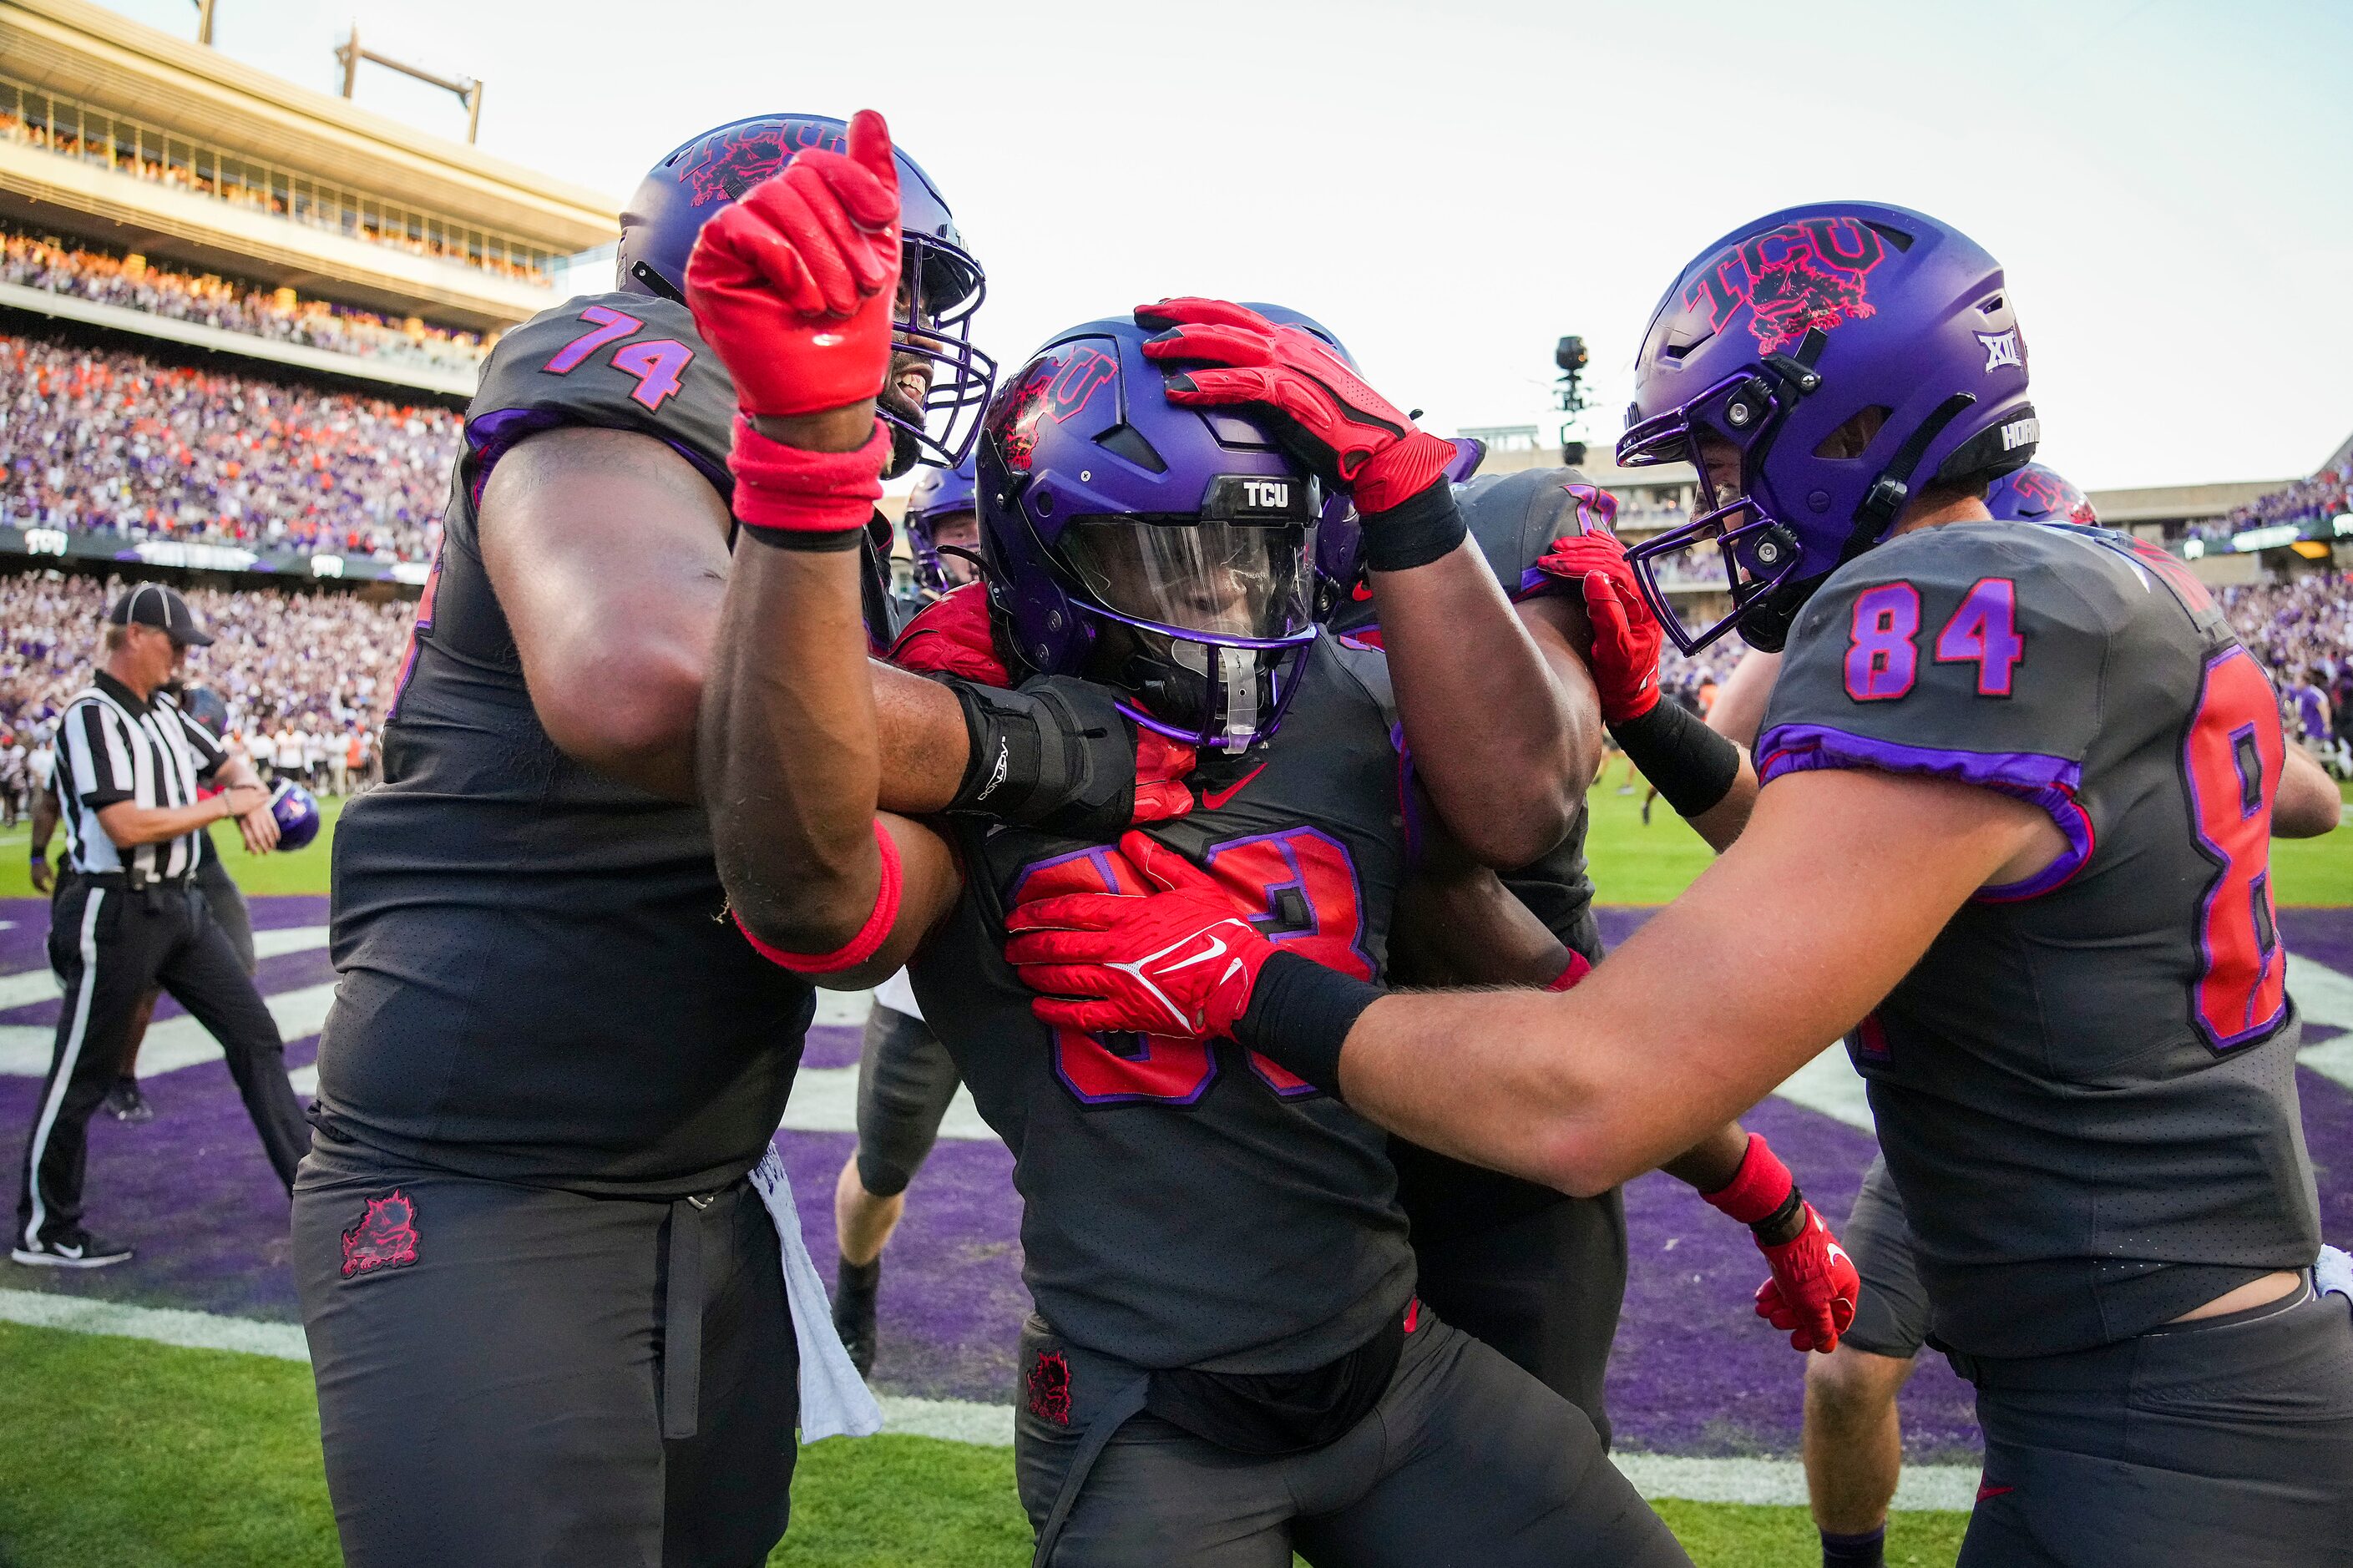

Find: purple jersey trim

[1756,722,2093,901]
[463,406,731,509]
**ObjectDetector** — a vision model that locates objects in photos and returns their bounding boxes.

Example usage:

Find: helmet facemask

[1620,369,1816,653]
[883,233,995,476]
[1060,498,1319,754]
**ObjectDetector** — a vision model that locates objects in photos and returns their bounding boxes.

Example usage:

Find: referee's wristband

[28,851,43,862]
[1607,699,1741,820]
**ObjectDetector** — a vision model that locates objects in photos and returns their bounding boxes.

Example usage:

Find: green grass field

[0,1326,1971,1568]
[4,773,2345,1564]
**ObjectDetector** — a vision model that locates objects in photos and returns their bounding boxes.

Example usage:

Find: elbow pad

[943,675,1145,838]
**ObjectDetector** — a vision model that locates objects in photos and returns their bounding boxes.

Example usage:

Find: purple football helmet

[617,114,995,471]
[976,316,1323,754]
[905,455,979,595]
[268,779,321,851]
[1986,462,2097,525]
[1618,202,2039,653]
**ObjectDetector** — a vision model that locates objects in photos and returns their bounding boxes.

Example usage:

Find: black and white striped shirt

[56,672,226,882]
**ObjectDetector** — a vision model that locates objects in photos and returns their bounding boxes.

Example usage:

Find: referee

[13,584,306,1268]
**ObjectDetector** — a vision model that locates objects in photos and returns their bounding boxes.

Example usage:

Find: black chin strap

[1841,392,1976,565]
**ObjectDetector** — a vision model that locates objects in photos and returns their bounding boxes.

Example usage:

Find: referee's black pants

[16,875,309,1249]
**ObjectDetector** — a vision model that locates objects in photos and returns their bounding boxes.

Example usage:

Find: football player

[293,112,1183,1567]
[688,235,1698,1555]
[1330,462,1860,1433]
[1004,203,2353,1567]
[1681,463,2345,1568]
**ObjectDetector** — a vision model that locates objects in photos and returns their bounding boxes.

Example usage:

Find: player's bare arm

[2276,744,2340,837]
[480,425,732,803]
[1363,546,1593,863]
[1308,770,2052,1193]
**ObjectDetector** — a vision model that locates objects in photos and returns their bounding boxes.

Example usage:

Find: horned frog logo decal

[341,1189,420,1278]
[1682,216,1888,356]
[678,122,842,206]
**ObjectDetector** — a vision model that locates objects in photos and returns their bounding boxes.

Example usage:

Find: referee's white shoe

[11,1230,134,1268]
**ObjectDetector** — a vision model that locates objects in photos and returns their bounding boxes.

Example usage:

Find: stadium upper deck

[0,0,615,352]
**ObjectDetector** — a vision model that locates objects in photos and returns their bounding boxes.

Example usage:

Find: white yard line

[0,1287,1980,1505]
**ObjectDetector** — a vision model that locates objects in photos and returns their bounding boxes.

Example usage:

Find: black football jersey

[1328,466,1603,956]
[908,635,1418,1373]
[1758,521,2321,1358]
[1328,468,1607,1227]
[318,292,822,1196]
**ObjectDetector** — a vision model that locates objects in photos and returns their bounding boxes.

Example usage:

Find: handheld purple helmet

[1618,202,2039,652]
[268,779,321,852]
[1986,462,2097,525]
[976,316,1323,754]
[905,455,979,595]
[177,685,230,740]
[617,114,996,472]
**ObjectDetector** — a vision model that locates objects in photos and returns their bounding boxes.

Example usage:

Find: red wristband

[727,414,889,538]
[1700,1132,1796,1226]
[732,820,903,975]
[1545,949,1593,992]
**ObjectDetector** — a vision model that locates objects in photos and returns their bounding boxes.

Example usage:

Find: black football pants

[1955,1281,2353,1567]
[1405,1184,1628,1445]
[1015,1307,1692,1568]
[16,877,306,1248]
[293,1138,799,1568]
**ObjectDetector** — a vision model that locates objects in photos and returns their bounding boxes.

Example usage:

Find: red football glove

[1534,521,1662,723]
[889,584,1011,685]
[1700,1132,1860,1353]
[1131,735,1198,824]
[1134,298,1455,516]
[1753,1202,1861,1354]
[1005,829,1275,1038]
[686,109,902,419]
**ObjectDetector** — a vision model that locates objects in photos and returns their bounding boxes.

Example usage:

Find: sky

[89,0,2353,490]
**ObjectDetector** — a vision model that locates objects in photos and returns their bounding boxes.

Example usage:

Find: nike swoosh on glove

[1004,829,1273,1038]
[686,109,902,418]
[1753,1203,1862,1354]
[1133,298,1455,517]
[1533,524,1663,724]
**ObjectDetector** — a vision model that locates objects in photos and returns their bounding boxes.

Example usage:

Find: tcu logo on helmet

[1682,216,1887,354]
[988,346,1119,473]
[679,122,842,206]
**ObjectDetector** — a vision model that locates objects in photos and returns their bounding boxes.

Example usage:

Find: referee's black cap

[108,583,214,646]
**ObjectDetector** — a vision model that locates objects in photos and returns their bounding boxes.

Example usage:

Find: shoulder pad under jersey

[1757,524,2143,876]
[461,292,736,504]
[1455,466,1614,600]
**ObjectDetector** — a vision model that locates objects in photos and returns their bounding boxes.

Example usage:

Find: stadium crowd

[0,109,549,287]
[0,571,406,800]
[2,225,491,376]
[2228,465,2352,534]
[0,331,456,563]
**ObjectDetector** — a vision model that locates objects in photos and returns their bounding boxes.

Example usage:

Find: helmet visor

[1063,518,1316,642]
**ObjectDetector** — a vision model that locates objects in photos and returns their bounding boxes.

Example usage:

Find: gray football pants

[293,1139,798,1568]
[1014,1307,1693,1568]
[1955,1281,2353,1568]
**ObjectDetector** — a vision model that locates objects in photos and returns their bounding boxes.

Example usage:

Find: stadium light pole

[190,0,216,45]
[333,27,486,144]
